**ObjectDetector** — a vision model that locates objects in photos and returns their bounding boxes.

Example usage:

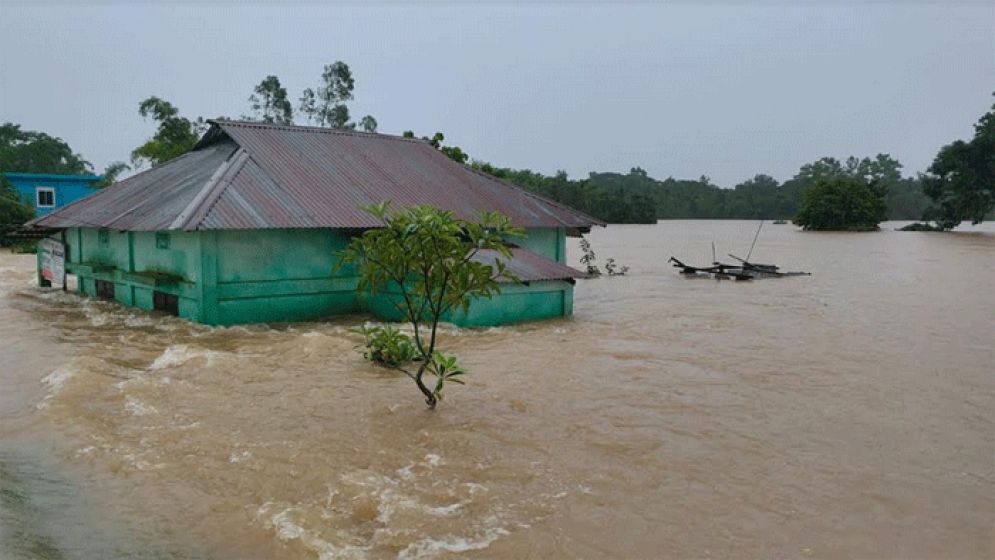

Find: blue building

[4,172,103,216]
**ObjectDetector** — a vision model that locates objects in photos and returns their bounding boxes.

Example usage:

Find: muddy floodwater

[1,221,993,559]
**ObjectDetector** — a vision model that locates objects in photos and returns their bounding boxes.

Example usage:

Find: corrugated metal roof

[472,246,588,283]
[32,120,604,231]
[29,142,238,231]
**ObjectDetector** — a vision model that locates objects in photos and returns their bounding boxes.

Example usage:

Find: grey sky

[1,1,992,186]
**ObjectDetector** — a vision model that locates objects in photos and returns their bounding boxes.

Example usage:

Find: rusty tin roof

[31,120,604,232]
[472,246,588,283]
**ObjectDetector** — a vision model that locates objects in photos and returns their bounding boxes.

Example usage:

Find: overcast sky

[1,1,992,186]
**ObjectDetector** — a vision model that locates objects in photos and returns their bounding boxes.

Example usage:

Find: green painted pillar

[198,230,220,325]
[127,231,136,305]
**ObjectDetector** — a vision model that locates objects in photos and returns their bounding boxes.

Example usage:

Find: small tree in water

[339,202,523,409]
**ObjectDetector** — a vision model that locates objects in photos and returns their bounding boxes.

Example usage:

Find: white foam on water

[257,503,369,560]
[375,490,465,524]
[75,446,96,457]
[148,344,219,370]
[229,450,253,464]
[36,363,77,408]
[396,463,415,480]
[123,314,158,328]
[396,526,510,559]
[463,482,488,495]
[124,396,157,416]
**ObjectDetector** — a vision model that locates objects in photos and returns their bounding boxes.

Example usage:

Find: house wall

[55,225,574,327]
[367,281,574,327]
[65,228,202,320]
[5,174,100,216]
[517,227,566,263]
[209,229,360,325]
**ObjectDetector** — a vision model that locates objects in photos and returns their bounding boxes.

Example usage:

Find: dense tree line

[469,155,933,224]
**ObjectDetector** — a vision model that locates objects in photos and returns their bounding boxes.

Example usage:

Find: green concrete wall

[66,228,200,320]
[56,226,574,327]
[367,281,574,327]
[210,229,360,325]
[517,227,566,263]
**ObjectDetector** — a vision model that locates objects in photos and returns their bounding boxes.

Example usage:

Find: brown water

[1,221,993,559]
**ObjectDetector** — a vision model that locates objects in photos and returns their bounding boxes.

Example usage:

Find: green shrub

[356,324,416,368]
[793,177,886,231]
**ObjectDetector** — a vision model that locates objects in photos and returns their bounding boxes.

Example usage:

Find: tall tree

[131,97,204,168]
[922,95,995,230]
[298,88,318,125]
[0,122,92,174]
[316,61,355,128]
[359,115,378,133]
[248,75,293,124]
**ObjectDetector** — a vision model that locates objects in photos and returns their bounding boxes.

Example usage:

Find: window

[153,291,179,316]
[36,187,55,208]
[155,232,171,249]
[95,279,115,300]
[98,229,109,244]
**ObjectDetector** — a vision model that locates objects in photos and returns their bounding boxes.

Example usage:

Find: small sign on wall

[40,238,66,287]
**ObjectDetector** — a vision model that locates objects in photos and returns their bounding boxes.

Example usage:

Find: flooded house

[4,171,103,216]
[28,120,601,326]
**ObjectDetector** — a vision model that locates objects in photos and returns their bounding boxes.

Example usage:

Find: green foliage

[0,174,34,245]
[578,237,628,276]
[578,238,600,275]
[297,61,377,131]
[604,258,629,276]
[793,177,887,231]
[467,154,932,224]
[316,62,355,128]
[359,115,378,133]
[406,131,470,164]
[472,164,658,224]
[356,324,416,367]
[429,351,467,398]
[9,241,36,254]
[921,95,995,230]
[131,97,204,168]
[338,202,523,408]
[298,88,318,125]
[249,75,294,124]
[0,122,92,174]
[93,161,130,188]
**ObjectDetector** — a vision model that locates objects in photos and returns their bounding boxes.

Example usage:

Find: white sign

[40,238,65,287]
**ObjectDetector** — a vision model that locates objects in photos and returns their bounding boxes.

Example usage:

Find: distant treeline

[472,154,933,224]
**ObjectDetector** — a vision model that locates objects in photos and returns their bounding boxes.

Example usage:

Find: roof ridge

[211,119,430,145]
[170,146,247,231]
[26,150,204,228]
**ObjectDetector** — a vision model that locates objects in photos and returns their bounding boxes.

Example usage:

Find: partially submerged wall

[57,226,575,327]
[66,228,202,320]
[209,229,359,325]
[366,281,574,327]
